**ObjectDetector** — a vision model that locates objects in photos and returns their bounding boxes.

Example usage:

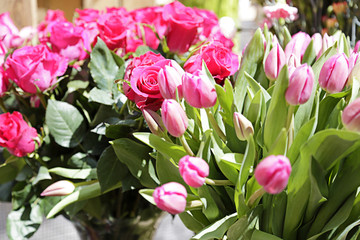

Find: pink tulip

[321,33,335,56]
[153,182,187,214]
[319,53,349,93]
[233,112,254,141]
[254,155,292,194]
[287,53,301,77]
[182,70,217,108]
[342,98,360,132]
[285,32,311,61]
[179,156,209,188]
[161,99,188,137]
[41,180,75,197]
[354,40,360,53]
[158,60,184,99]
[311,33,323,59]
[264,43,286,81]
[285,64,314,105]
[142,108,165,136]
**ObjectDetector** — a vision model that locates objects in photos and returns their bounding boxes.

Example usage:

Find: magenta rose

[6,44,68,94]
[0,111,39,157]
[162,1,203,53]
[123,52,165,101]
[97,11,134,50]
[0,12,23,48]
[0,41,7,66]
[129,60,172,111]
[38,10,67,42]
[74,8,100,46]
[184,41,239,84]
[0,67,9,97]
[130,6,167,38]
[48,21,91,61]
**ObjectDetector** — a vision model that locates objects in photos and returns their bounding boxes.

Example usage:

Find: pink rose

[0,12,23,48]
[6,45,68,94]
[97,11,133,50]
[0,67,9,97]
[123,51,165,101]
[74,8,100,47]
[0,41,7,66]
[184,41,239,84]
[0,111,39,157]
[38,10,67,42]
[48,21,91,61]
[129,60,169,111]
[263,3,298,21]
[193,8,218,41]
[162,1,203,53]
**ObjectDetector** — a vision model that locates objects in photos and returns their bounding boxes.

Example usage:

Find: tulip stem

[74,180,98,188]
[205,108,226,142]
[185,200,203,211]
[286,105,295,151]
[180,134,194,156]
[205,178,234,186]
[247,187,266,208]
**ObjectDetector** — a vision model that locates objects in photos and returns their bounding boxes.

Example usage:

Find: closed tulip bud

[41,180,75,197]
[179,155,209,188]
[264,43,286,81]
[285,64,314,105]
[349,53,360,82]
[322,33,335,55]
[285,32,311,61]
[342,98,360,132]
[161,99,188,137]
[142,108,165,136]
[182,70,217,108]
[153,182,187,214]
[287,53,301,77]
[311,33,323,59]
[254,155,292,194]
[158,60,184,99]
[233,112,254,141]
[319,53,349,93]
[354,40,360,53]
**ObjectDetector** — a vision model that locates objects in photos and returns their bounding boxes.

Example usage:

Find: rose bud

[342,98,360,132]
[319,53,349,93]
[254,155,292,194]
[233,112,254,141]
[41,180,75,197]
[285,64,314,105]
[179,156,209,188]
[264,42,286,81]
[142,108,165,136]
[153,182,187,214]
[182,70,217,109]
[161,99,188,137]
[0,111,39,157]
[158,60,184,99]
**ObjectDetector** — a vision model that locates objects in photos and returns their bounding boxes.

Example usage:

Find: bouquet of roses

[0,1,240,239]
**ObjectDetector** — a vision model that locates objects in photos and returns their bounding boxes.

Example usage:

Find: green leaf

[156,152,185,185]
[234,28,264,112]
[198,185,226,222]
[179,211,206,233]
[46,100,86,148]
[0,156,26,184]
[12,182,32,210]
[48,167,97,180]
[215,79,234,126]
[7,204,43,240]
[245,72,271,103]
[302,40,316,65]
[89,38,119,92]
[191,213,237,240]
[139,189,155,205]
[32,166,51,185]
[111,138,158,188]
[251,230,283,240]
[67,80,89,93]
[97,146,129,192]
[88,87,114,105]
[133,132,187,163]
[263,66,289,152]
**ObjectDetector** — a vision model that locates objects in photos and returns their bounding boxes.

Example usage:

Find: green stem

[0,98,7,113]
[205,178,234,186]
[205,108,226,142]
[119,99,128,115]
[185,200,203,211]
[247,187,266,208]
[286,105,295,151]
[74,180,98,188]
[180,134,194,156]
[37,93,47,109]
